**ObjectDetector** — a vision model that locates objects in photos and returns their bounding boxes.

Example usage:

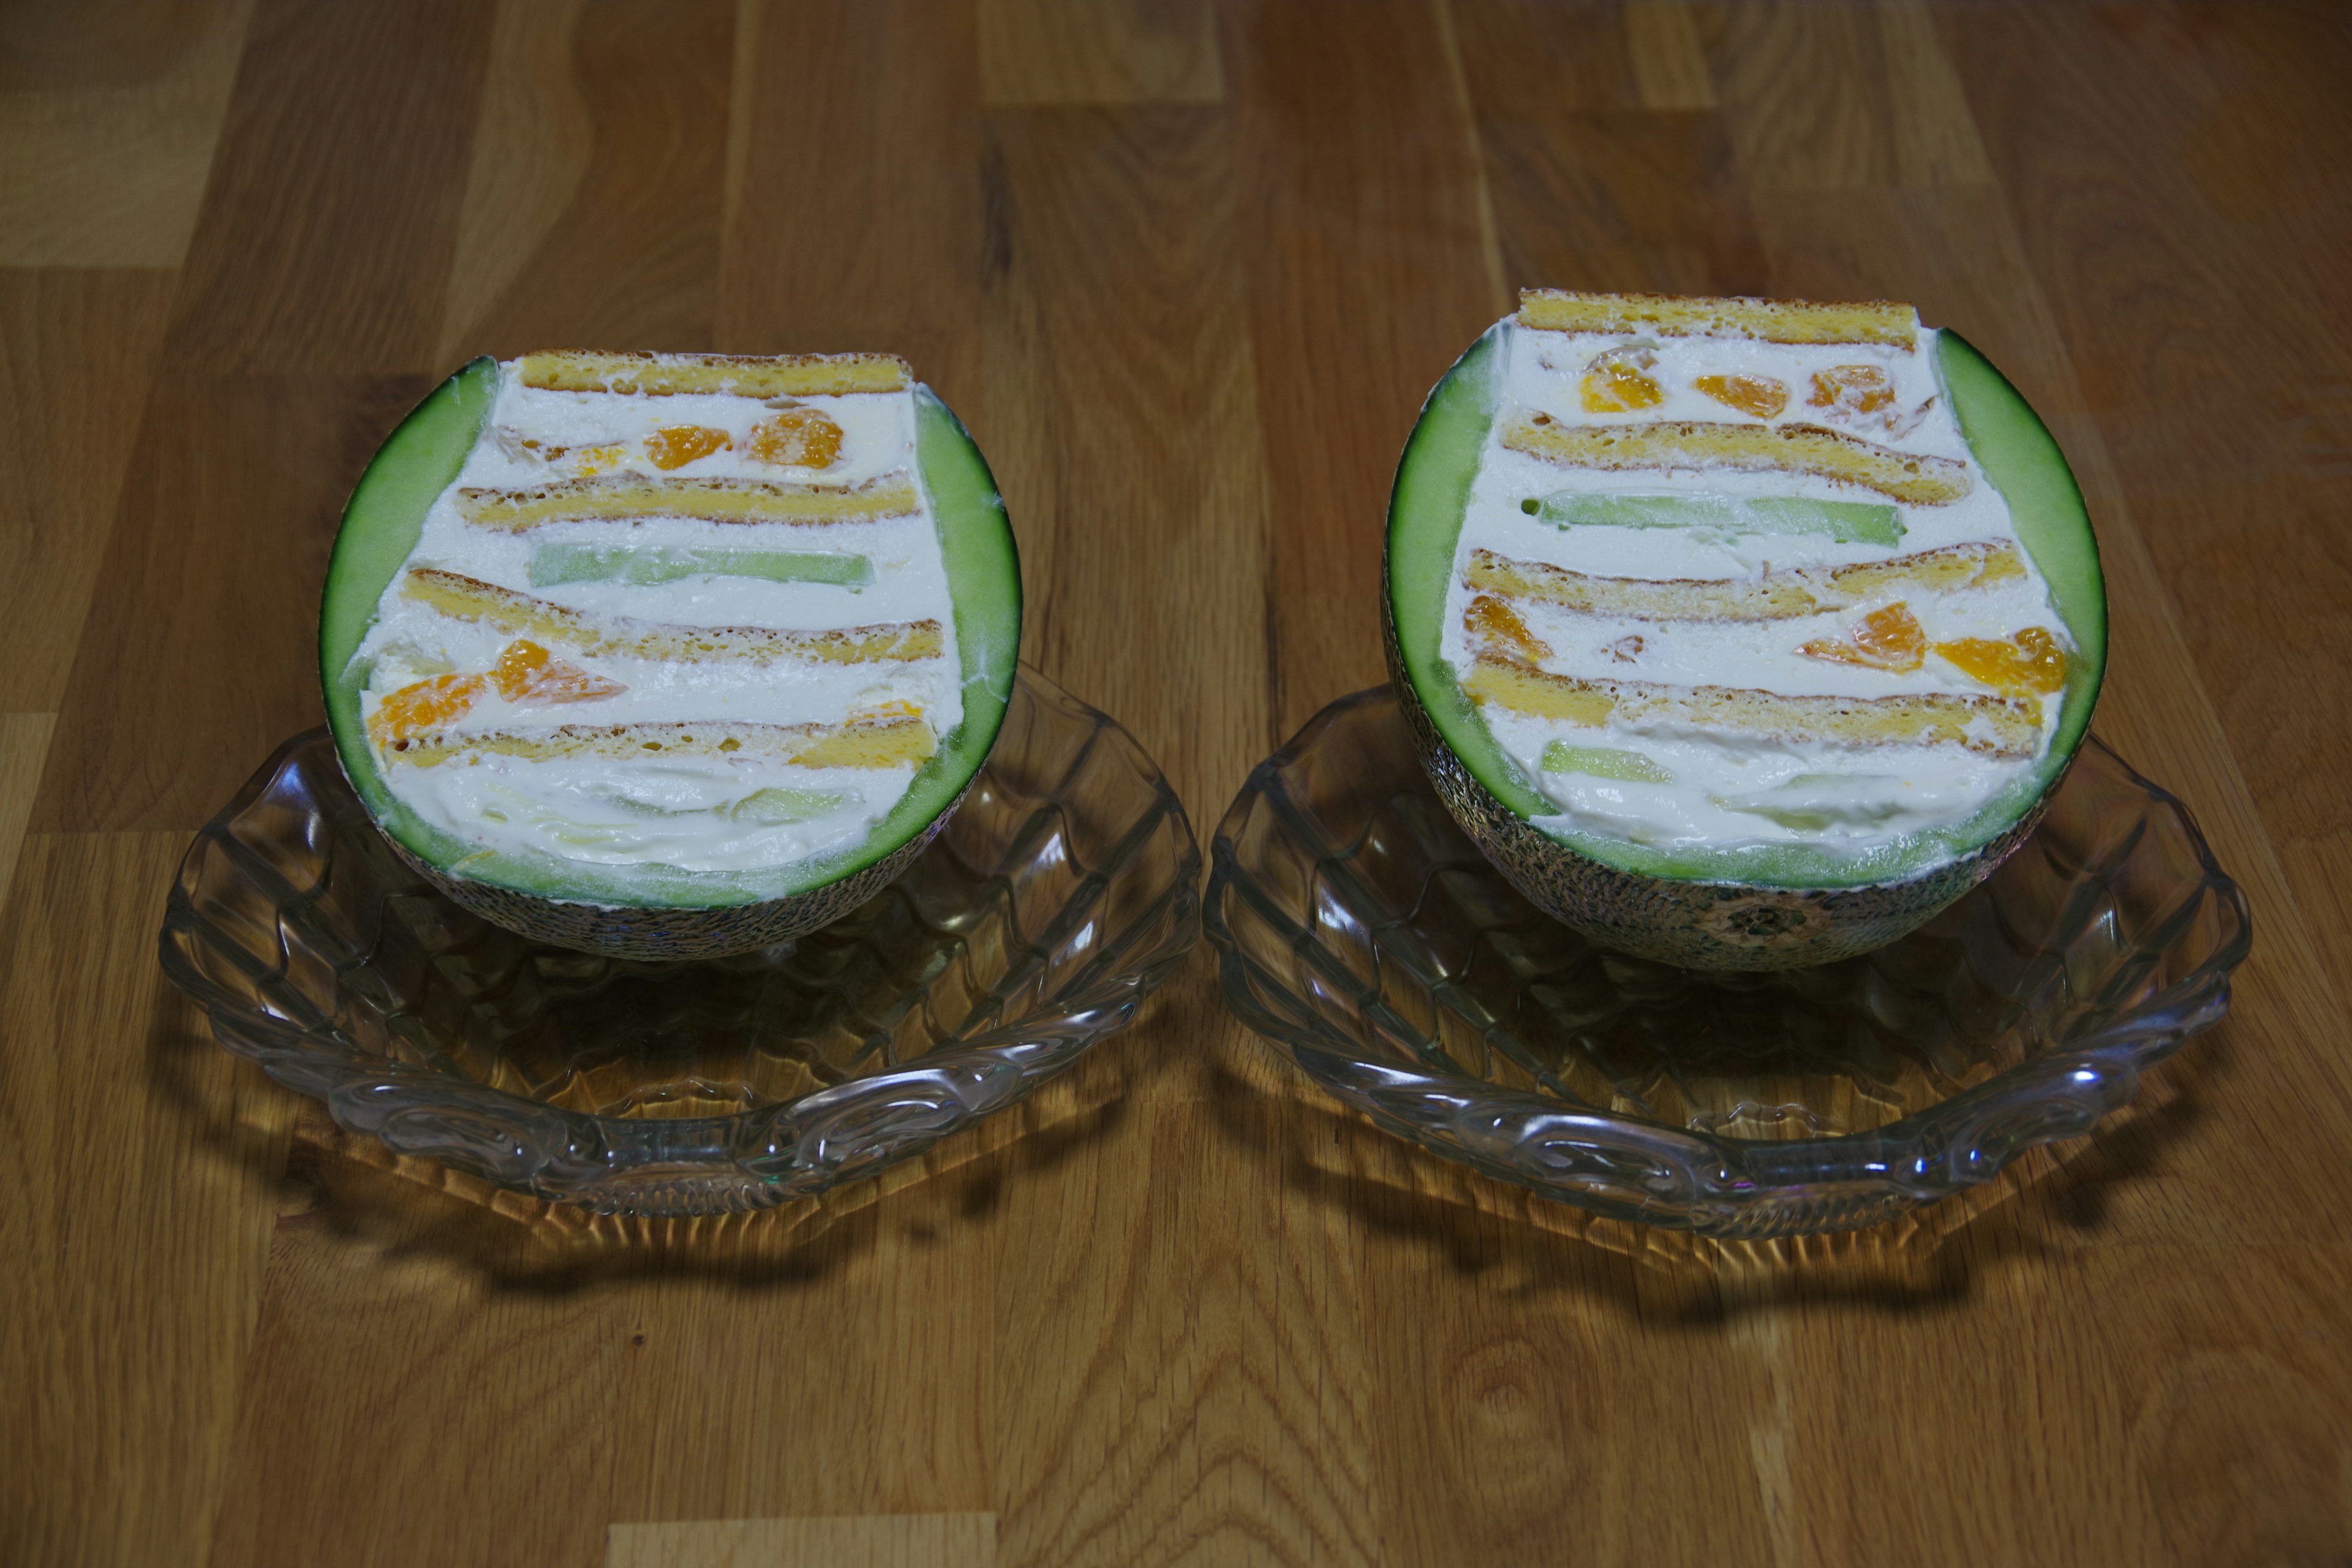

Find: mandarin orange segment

[1798,601,1926,672]
[644,424,732,470]
[850,698,922,723]
[1933,626,2068,697]
[491,638,625,704]
[1809,364,1896,415]
[1465,594,1552,663]
[368,674,486,746]
[572,442,626,477]
[1578,345,1666,413]
[1694,372,1789,420]
[747,406,845,469]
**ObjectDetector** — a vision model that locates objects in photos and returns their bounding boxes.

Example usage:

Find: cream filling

[1444,320,2070,855]
[356,362,962,875]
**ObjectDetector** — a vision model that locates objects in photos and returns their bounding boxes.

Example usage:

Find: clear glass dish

[160,666,1199,1216]
[1206,686,2252,1239]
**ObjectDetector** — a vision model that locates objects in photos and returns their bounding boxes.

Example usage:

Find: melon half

[320,353,1021,960]
[1384,299,2107,968]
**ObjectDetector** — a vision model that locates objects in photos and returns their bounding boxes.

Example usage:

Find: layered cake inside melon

[321,350,1020,951]
[1385,290,2105,964]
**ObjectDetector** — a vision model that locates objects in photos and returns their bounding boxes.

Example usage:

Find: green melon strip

[1540,742,1673,783]
[528,543,873,590]
[1522,491,1904,547]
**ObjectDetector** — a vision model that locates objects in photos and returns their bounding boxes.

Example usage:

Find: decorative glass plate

[1206,687,2251,1239]
[160,666,1199,1216]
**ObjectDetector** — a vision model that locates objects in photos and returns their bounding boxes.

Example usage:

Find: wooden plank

[1704,0,1991,190]
[1450,2,1770,312]
[608,1513,997,1568]
[30,374,432,832]
[433,0,594,363]
[0,831,292,1566]
[1745,1244,2352,1566]
[966,100,1378,1562]
[1360,1196,1771,1564]
[992,971,1382,1568]
[0,712,53,915]
[161,0,493,374]
[1752,182,2352,1238]
[1940,0,2352,1016]
[1626,2,1716,111]
[0,0,254,267]
[600,1231,993,1526]
[717,0,986,398]
[205,1202,625,1568]
[437,0,734,361]
[1229,0,1504,736]
[975,103,1268,817]
[0,268,178,710]
[978,0,1223,106]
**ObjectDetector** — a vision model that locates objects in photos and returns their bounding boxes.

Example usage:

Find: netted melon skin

[376,785,967,962]
[1381,614,2053,970]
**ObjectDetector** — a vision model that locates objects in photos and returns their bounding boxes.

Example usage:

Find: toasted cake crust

[1501,414,1972,506]
[456,471,921,530]
[401,568,943,665]
[1462,652,2041,758]
[515,350,910,397]
[1466,540,2025,623]
[382,713,937,769]
[1516,288,1919,349]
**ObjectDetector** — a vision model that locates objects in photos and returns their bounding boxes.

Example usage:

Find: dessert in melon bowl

[1384,290,2107,968]
[321,349,1020,960]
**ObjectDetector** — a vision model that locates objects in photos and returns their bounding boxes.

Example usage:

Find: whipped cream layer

[1442,314,2073,858]
[356,358,961,876]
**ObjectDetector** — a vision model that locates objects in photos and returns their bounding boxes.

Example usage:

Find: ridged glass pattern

[161,668,1199,1215]
[1207,687,2250,1238]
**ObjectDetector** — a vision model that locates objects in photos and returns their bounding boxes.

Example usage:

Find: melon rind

[320,360,1021,961]
[1384,322,2105,969]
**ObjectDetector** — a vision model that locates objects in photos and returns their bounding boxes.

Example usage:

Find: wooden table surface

[6,1,2351,1564]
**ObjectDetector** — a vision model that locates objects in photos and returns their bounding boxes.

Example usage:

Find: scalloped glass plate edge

[1205,685,2252,1240]
[160,665,1200,1217]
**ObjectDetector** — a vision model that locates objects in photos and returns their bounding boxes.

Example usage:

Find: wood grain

[437,0,734,360]
[4,2,2350,1565]
[0,712,53,915]
[31,374,432,832]
[0,831,290,1566]
[978,0,1223,105]
[0,0,253,268]
[1229,0,1503,734]
[161,0,492,374]
[0,268,177,709]
[607,1512,997,1568]
[717,0,986,394]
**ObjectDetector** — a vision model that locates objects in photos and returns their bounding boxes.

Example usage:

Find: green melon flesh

[527,543,874,589]
[320,359,1022,909]
[1386,326,2106,890]
[1522,491,1905,547]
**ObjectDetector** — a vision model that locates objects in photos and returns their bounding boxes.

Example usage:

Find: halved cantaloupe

[320,355,1021,959]
[1384,308,2106,968]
